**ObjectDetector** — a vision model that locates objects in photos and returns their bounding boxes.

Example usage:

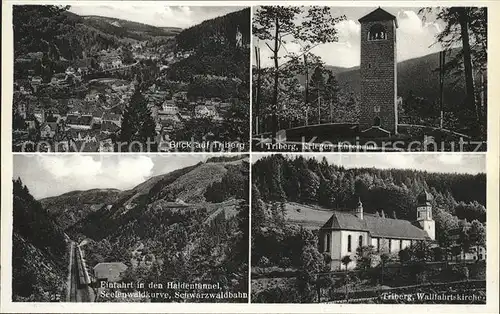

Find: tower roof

[358,7,398,28]
[417,190,433,206]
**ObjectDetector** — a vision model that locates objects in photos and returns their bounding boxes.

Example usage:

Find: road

[67,242,94,302]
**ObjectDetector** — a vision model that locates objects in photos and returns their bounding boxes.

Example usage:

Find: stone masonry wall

[359,20,398,133]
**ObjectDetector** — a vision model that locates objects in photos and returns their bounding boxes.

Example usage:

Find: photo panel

[12,5,250,153]
[251,153,486,304]
[11,154,249,302]
[252,6,487,152]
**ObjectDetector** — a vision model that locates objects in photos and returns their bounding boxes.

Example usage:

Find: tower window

[347,235,352,252]
[326,233,331,252]
[368,24,387,41]
[373,116,381,127]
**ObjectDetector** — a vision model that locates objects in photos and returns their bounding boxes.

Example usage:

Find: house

[173,91,188,101]
[102,113,122,127]
[31,76,43,91]
[34,108,45,123]
[66,114,94,130]
[159,101,179,115]
[51,73,67,86]
[25,117,36,130]
[111,58,123,68]
[449,227,486,261]
[195,104,218,118]
[93,109,104,124]
[93,262,128,282]
[65,66,76,75]
[99,137,114,152]
[77,66,90,75]
[45,115,59,129]
[319,191,435,270]
[40,123,56,139]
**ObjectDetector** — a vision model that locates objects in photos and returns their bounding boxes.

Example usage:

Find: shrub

[459,266,470,280]
[258,256,271,267]
[279,257,292,268]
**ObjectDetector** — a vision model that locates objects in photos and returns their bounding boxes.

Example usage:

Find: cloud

[437,154,463,165]
[21,155,156,198]
[37,155,103,179]
[256,8,443,68]
[13,155,211,199]
[69,5,245,28]
[115,156,155,185]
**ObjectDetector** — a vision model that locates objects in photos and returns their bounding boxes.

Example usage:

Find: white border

[2,1,499,313]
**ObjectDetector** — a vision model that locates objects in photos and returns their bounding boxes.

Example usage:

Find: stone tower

[358,8,398,134]
[416,190,435,240]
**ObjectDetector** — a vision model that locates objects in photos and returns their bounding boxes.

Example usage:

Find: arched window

[347,235,352,252]
[368,24,387,41]
[373,116,381,127]
[358,235,363,248]
[326,233,331,252]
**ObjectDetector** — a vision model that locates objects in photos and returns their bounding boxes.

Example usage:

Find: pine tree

[324,70,340,123]
[308,65,326,124]
[120,89,157,152]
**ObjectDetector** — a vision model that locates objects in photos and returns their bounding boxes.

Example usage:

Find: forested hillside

[167,8,250,81]
[40,188,121,229]
[40,156,249,302]
[12,178,68,301]
[252,155,485,253]
[13,6,177,61]
[251,155,486,303]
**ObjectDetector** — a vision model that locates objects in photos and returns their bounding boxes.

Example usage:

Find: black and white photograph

[252,6,487,152]
[12,5,250,153]
[12,154,249,302]
[251,154,486,303]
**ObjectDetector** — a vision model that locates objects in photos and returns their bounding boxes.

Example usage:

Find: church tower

[358,8,398,134]
[355,197,364,220]
[416,190,435,240]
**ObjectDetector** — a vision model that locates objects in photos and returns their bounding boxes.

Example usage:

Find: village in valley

[12,6,250,152]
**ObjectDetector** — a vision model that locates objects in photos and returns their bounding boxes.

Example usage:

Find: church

[319,191,435,270]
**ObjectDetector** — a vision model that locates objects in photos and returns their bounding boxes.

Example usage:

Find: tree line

[252,155,486,248]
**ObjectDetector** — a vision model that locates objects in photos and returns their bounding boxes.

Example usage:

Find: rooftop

[358,7,398,28]
[320,211,429,240]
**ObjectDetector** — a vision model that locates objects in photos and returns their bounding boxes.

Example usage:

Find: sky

[14,153,485,199]
[253,154,486,175]
[69,5,247,29]
[13,154,214,199]
[254,6,445,68]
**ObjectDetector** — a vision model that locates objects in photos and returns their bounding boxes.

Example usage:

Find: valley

[13,155,249,302]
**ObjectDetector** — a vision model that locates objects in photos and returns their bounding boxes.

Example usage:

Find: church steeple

[355,197,364,220]
[416,190,435,240]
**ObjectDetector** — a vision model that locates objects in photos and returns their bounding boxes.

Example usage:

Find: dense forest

[251,154,486,303]
[12,178,68,301]
[13,6,175,61]
[252,154,486,263]
[253,155,485,222]
[167,8,250,82]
